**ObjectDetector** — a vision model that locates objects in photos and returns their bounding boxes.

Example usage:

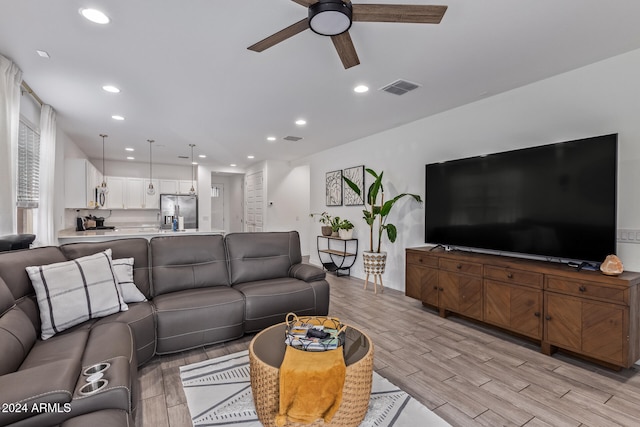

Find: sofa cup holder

[79,379,108,396]
[83,362,110,376]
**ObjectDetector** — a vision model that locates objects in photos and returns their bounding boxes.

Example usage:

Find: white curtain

[35,104,57,246]
[0,55,22,235]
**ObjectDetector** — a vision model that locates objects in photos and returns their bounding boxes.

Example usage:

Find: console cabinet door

[405,263,423,300]
[582,300,627,366]
[545,293,628,366]
[484,280,542,339]
[439,271,482,320]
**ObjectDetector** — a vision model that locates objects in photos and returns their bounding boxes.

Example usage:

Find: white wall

[264,161,311,255]
[296,47,640,292]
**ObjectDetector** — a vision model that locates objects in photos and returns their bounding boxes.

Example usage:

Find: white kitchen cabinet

[104,176,126,209]
[179,180,196,195]
[159,179,179,194]
[65,159,102,208]
[125,178,145,209]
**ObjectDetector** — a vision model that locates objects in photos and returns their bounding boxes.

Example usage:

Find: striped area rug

[180,350,450,426]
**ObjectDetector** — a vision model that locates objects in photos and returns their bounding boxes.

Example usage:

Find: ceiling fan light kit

[248,0,447,69]
[309,0,352,36]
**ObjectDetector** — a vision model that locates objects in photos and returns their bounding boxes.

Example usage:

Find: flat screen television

[425,134,617,263]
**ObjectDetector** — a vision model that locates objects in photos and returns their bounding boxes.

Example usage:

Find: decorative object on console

[310,211,334,236]
[338,218,354,239]
[601,254,624,276]
[146,139,156,196]
[98,134,109,205]
[342,165,364,206]
[326,170,342,206]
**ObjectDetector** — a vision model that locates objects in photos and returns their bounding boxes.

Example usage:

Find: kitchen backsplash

[65,208,161,229]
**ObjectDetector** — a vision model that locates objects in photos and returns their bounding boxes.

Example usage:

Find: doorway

[210,183,224,231]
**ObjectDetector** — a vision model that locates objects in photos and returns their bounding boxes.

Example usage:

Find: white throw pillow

[26,249,128,340]
[111,257,147,303]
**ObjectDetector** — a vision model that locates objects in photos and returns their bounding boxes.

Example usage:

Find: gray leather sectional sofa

[0,231,329,427]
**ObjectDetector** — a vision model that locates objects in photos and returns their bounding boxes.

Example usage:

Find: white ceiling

[2,0,640,170]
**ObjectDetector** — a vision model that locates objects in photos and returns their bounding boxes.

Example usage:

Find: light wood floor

[136,273,640,427]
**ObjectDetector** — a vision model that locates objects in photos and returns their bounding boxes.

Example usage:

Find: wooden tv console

[406,246,640,369]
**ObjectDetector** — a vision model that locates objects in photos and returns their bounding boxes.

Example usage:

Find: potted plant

[330,216,341,237]
[343,168,422,280]
[338,218,354,239]
[310,212,333,236]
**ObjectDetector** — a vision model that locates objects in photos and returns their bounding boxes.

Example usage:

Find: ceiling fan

[247,0,448,69]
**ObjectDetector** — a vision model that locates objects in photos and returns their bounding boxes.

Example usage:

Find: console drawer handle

[456,264,462,269]
[433,286,438,290]
[579,286,586,292]
[545,315,551,321]
[534,312,540,317]
[507,272,514,279]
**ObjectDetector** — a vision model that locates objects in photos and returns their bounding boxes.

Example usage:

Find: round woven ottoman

[249,322,374,427]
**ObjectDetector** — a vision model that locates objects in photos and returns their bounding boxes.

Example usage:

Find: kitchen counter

[58,227,225,244]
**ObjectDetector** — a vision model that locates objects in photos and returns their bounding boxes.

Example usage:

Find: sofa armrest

[0,360,78,425]
[289,263,326,282]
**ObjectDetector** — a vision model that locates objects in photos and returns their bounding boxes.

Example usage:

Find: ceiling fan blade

[331,31,360,69]
[291,0,317,6]
[352,4,447,24]
[248,18,309,52]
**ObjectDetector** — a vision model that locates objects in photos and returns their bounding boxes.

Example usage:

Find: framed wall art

[326,170,343,206]
[343,165,364,206]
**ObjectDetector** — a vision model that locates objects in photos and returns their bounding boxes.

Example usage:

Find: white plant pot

[338,229,353,239]
[362,251,387,275]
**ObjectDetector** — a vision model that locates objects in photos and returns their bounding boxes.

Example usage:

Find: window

[17,117,40,233]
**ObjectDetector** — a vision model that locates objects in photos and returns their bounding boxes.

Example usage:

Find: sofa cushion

[152,286,244,354]
[150,234,229,296]
[93,302,156,366]
[25,249,127,340]
[0,359,78,425]
[0,278,37,375]
[0,304,37,375]
[0,246,68,330]
[112,258,147,303]
[60,238,152,299]
[226,231,302,284]
[233,277,317,332]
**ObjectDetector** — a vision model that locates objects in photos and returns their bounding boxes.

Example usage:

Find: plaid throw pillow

[26,249,128,340]
[112,257,147,303]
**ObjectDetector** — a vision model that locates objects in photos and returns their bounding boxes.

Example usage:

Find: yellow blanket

[275,345,346,426]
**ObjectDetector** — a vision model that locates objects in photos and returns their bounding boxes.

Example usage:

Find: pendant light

[98,134,109,195]
[146,139,156,196]
[188,144,197,196]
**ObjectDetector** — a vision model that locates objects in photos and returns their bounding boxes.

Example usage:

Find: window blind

[17,118,40,208]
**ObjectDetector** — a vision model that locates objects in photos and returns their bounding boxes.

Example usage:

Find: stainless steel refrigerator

[160,194,198,229]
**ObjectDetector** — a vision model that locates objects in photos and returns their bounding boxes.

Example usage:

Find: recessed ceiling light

[267,136,276,141]
[295,119,307,126]
[36,50,50,59]
[354,84,369,93]
[79,8,110,24]
[112,115,125,121]
[102,85,120,93]
[199,154,206,158]
[230,164,237,167]
[126,156,135,160]
[247,155,255,159]
[125,147,134,152]
[191,161,198,165]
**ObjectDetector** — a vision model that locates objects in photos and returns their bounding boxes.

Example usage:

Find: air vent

[178,155,189,159]
[380,79,421,96]
[283,136,303,142]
